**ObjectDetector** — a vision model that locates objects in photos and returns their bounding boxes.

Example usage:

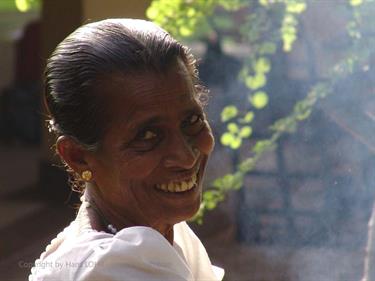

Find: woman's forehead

[97,68,198,125]
[101,67,195,102]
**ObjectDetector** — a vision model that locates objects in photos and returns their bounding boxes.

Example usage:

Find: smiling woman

[29,18,223,281]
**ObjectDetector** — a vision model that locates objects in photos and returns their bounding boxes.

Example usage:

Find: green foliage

[147,0,212,39]
[220,105,254,149]
[281,14,298,52]
[254,57,271,73]
[147,0,247,40]
[250,91,269,109]
[239,111,255,124]
[221,105,238,122]
[245,73,267,90]
[252,139,277,154]
[350,0,363,6]
[240,126,253,138]
[257,0,306,52]
[147,0,375,224]
[4,0,39,12]
[259,42,277,55]
[220,122,253,149]
[281,1,306,51]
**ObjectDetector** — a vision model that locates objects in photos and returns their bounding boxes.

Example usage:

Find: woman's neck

[83,185,175,244]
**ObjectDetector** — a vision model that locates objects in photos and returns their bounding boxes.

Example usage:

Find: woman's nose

[163,134,199,170]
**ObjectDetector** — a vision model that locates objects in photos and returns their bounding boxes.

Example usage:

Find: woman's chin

[167,195,202,224]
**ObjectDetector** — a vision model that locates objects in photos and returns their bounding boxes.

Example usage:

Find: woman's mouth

[155,173,198,193]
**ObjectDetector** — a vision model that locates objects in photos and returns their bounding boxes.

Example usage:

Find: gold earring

[81,170,92,181]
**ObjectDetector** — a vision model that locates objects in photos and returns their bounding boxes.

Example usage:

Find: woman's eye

[141,130,157,140]
[182,114,205,135]
[189,114,199,124]
[129,129,161,152]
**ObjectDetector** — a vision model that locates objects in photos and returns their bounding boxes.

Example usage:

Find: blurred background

[0,0,375,280]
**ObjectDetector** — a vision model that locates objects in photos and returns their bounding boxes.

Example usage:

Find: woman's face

[87,64,214,229]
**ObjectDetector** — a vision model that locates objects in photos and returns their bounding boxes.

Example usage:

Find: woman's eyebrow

[126,102,203,131]
[182,105,204,116]
[128,116,162,131]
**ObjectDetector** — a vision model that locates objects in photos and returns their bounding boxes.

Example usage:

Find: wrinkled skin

[58,63,214,243]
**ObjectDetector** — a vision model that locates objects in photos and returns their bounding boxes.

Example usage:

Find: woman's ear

[56,136,90,175]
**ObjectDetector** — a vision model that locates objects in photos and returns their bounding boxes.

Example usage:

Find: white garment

[363,204,375,281]
[29,205,224,281]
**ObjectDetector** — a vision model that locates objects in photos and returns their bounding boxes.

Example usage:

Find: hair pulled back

[45,19,200,151]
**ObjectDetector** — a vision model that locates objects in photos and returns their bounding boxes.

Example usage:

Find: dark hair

[45,18,203,151]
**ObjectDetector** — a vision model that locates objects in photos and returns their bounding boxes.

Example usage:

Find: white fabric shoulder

[29,221,224,281]
[174,222,225,281]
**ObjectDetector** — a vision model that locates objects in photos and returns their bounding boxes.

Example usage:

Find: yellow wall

[82,0,151,22]
[42,0,82,59]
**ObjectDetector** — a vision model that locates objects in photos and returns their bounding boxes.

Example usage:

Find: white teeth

[181,181,188,191]
[192,174,197,183]
[188,180,194,189]
[155,172,198,193]
[160,183,168,192]
[155,183,169,192]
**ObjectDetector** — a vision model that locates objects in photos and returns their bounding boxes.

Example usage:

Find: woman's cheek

[119,151,161,179]
[197,124,215,155]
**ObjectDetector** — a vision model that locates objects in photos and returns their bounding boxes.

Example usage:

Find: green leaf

[203,191,218,210]
[250,91,269,109]
[0,0,41,12]
[205,201,217,210]
[245,73,267,90]
[283,33,297,52]
[254,57,271,74]
[216,172,244,190]
[252,139,276,154]
[227,122,239,133]
[283,14,298,25]
[294,100,313,121]
[204,190,214,200]
[232,172,244,190]
[238,157,257,172]
[240,111,255,124]
[286,3,307,14]
[146,6,159,20]
[217,0,246,10]
[230,137,242,149]
[240,126,252,138]
[220,132,235,146]
[350,0,363,6]
[259,42,277,55]
[281,14,298,52]
[186,7,196,17]
[15,0,31,12]
[221,105,238,122]
[212,178,224,189]
[296,108,312,120]
[179,26,193,37]
[270,117,297,133]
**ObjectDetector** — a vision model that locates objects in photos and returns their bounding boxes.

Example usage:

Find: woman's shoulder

[28,220,112,281]
[29,222,193,281]
[174,222,225,281]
